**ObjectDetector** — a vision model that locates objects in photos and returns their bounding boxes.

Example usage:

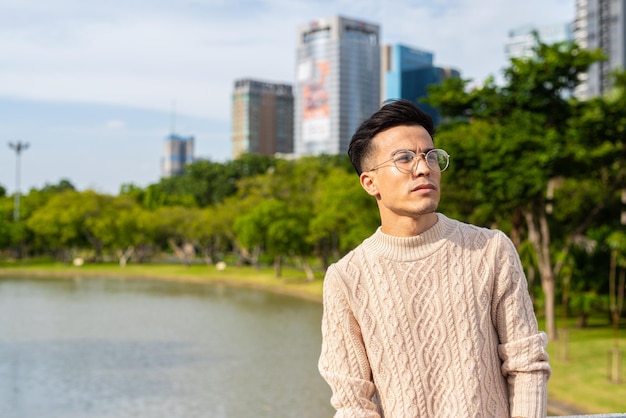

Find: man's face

[360,124,441,223]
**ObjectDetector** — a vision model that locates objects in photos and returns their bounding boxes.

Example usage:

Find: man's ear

[360,171,379,197]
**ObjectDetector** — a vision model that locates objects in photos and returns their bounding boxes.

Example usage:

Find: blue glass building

[381,44,460,126]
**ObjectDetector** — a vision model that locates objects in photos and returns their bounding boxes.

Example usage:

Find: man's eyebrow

[392,147,435,154]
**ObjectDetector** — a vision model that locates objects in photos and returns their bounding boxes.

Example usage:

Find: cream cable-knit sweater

[319,213,551,418]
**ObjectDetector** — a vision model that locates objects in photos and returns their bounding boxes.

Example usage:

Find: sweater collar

[362,213,456,261]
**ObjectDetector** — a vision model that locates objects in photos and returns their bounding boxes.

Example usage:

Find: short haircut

[348,99,435,175]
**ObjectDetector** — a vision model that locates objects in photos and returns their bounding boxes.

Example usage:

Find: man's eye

[395,153,414,163]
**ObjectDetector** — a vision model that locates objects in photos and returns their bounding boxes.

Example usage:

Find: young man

[318,99,551,417]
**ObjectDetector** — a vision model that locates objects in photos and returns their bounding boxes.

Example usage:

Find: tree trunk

[540,267,557,340]
[116,245,135,267]
[301,257,315,281]
[523,208,558,341]
[609,250,625,347]
[274,255,282,278]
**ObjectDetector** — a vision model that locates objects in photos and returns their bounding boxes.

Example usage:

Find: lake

[0,276,334,418]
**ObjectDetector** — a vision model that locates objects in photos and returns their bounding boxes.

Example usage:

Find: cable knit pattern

[319,214,551,418]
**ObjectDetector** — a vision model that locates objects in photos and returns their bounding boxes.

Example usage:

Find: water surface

[0,277,334,418]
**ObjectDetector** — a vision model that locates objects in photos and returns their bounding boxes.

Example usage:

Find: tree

[188,205,234,265]
[309,167,379,268]
[26,190,105,261]
[607,230,626,342]
[0,196,14,250]
[84,195,151,266]
[427,36,608,340]
[152,206,199,266]
[184,153,278,207]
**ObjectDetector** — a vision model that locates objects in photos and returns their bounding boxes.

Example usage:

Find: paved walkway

[549,398,626,417]
[548,398,588,416]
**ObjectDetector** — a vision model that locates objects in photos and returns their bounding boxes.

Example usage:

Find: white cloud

[105,119,126,130]
[0,0,577,120]
[0,0,575,193]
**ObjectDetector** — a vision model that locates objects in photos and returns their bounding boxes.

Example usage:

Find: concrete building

[162,134,194,177]
[574,0,626,98]
[231,79,294,158]
[294,15,380,156]
[381,44,460,125]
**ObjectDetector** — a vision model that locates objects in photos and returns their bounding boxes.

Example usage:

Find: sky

[0,0,575,195]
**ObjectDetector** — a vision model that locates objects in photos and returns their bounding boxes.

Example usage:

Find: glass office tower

[162,134,194,177]
[575,0,626,98]
[295,16,380,156]
[504,23,574,59]
[381,44,460,126]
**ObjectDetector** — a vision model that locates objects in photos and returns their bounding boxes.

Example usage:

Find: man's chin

[415,201,438,216]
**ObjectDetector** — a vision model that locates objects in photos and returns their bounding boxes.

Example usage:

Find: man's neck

[380,212,438,237]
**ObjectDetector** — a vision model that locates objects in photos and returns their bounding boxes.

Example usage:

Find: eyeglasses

[368,149,450,174]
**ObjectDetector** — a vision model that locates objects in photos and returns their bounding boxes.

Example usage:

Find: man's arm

[318,266,381,418]
[492,232,552,418]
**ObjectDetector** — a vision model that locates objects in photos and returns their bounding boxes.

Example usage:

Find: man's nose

[413,155,430,175]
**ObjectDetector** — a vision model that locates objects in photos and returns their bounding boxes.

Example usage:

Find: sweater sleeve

[318,265,381,418]
[492,232,552,418]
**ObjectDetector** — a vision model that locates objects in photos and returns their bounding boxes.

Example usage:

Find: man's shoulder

[442,214,508,247]
[331,242,366,269]
[444,214,501,236]
[325,234,374,277]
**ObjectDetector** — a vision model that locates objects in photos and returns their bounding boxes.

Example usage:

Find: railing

[549,398,625,417]
[557,415,626,418]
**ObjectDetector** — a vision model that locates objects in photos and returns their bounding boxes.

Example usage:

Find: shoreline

[0,265,325,304]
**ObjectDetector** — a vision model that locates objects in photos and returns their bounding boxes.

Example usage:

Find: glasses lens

[391,149,450,173]
[428,149,450,172]
[392,151,416,173]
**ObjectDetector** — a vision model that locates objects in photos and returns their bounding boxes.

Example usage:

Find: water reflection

[0,277,334,418]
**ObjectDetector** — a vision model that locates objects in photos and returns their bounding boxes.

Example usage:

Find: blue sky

[0,0,574,195]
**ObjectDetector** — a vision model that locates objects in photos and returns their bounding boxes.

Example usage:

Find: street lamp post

[8,141,29,222]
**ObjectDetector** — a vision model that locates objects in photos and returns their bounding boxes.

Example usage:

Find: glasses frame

[368,148,450,174]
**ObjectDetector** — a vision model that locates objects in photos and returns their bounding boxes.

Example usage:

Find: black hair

[347,99,435,175]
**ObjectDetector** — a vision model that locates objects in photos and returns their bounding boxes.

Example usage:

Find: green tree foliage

[188,205,233,265]
[231,156,328,272]
[309,167,379,268]
[427,35,626,340]
[0,196,14,250]
[84,195,154,266]
[26,190,105,261]
[152,205,199,266]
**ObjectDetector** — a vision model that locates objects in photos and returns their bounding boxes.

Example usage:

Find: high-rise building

[162,134,194,177]
[381,44,460,125]
[575,0,626,98]
[295,16,380,156]
[231,79,294,158]
[504,23,574,60]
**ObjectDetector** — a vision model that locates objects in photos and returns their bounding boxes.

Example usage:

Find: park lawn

[544,317,626,414]
[1,261,625,413]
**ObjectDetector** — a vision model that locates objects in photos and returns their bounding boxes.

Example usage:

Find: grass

[1,260,625,414]
[545,316,626,414]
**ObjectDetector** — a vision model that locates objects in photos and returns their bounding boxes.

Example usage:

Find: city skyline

[0,0,574,195]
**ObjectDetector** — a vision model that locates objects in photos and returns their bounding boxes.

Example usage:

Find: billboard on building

[298,58,330,143]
